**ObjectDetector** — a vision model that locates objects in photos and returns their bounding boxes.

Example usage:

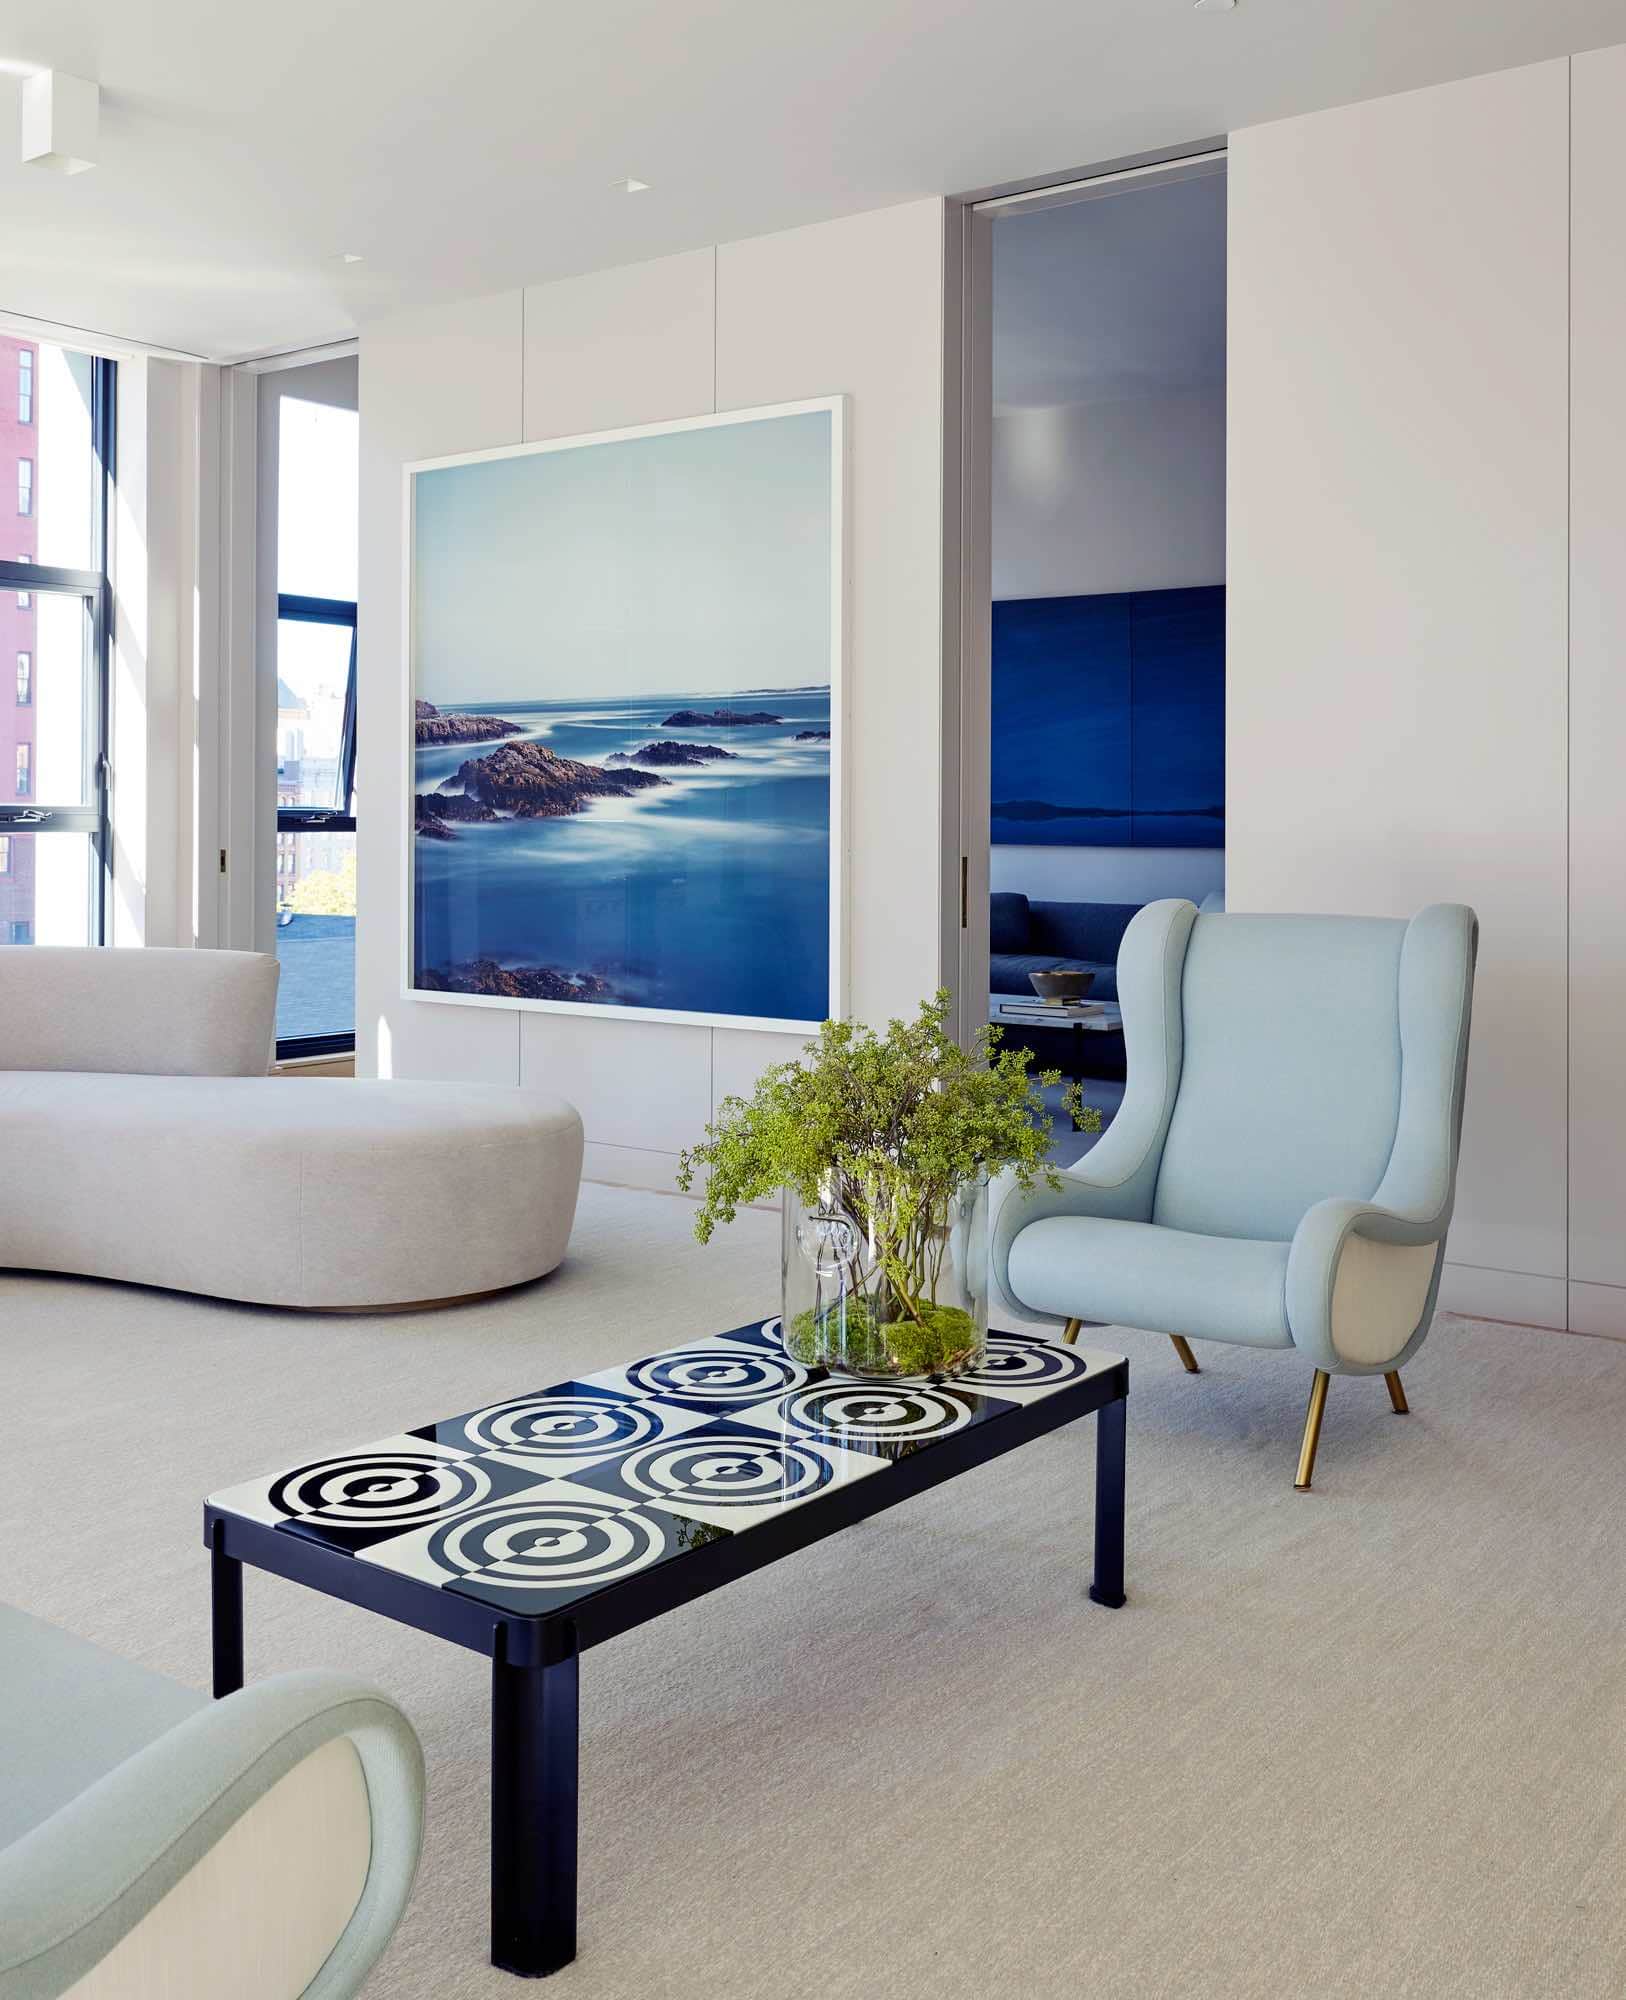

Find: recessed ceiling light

[612,176,651,194]
[340,253,364,264]
[1193,0,1236,10]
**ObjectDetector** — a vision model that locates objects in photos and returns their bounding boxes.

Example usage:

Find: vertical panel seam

[1565,55,1573,1321]
[519,281,527,1081]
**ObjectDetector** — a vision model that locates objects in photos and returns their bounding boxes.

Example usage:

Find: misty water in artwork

[413,690,831,1021]
[409,405,836,1025]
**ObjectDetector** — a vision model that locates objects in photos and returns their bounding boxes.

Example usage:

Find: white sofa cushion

[0,1074,583,1308]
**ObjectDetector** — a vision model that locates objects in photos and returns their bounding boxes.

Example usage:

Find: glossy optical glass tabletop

[207,1320,1124,1624]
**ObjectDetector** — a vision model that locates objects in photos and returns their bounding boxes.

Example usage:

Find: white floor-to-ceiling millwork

[3,1182,1624,1997]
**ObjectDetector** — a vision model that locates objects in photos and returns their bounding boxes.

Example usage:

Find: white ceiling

[994,169,1226,410]
[0,0,1622,362]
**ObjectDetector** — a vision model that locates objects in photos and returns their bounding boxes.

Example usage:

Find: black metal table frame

[206,1352,1129,1979]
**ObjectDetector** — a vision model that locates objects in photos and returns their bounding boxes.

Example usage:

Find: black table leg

[1088,1394,1127,1609]
[211,1528,244,1697]
[491,1631,579,1977]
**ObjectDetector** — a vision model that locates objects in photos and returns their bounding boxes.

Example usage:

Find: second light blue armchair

[992,898,1478,1489]
[0,1602,424,1997]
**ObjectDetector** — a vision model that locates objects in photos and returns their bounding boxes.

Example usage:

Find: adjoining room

[982,159,1226,1160]
[4,12,1626,1999]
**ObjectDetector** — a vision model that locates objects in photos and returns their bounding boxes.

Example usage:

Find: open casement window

[275,592,357,1056]
[0,347,115,950]
[270,380,358,1060]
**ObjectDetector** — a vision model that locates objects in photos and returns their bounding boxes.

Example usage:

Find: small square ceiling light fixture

[611,176,651,194]
[21,69,98,174]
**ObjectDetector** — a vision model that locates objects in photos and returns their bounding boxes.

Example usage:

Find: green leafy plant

[677,991,1101,1375]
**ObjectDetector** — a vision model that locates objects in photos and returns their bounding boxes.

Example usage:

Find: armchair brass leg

[1169,1334,1201,1374]
[1062,1318,1082,1346]
[1384,1370,1409,1415]
[1294,1369,1330,1493]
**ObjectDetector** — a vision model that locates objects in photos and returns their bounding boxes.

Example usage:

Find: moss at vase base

[878,1305,980,1378]
[788,1300,981,1380]
[783,1310,826,1367]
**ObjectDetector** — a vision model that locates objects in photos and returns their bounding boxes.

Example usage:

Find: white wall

[1566,44,1626,1339]
[1228,59,1572,1327]
[355,206,950,1189]
[110,356,201,949]
[991,390,1225,601]
[990,844,1223,906]
[990,388,1226,913]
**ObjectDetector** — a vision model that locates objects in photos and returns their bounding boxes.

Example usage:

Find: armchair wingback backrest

[1140,903,1477,1243]
[0,946,279,1077]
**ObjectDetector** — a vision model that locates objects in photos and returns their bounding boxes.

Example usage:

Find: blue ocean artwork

[409,407,836,1025]
[990,585,1224,848]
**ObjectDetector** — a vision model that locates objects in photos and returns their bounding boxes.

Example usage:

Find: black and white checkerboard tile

[207,1322,1118,1615]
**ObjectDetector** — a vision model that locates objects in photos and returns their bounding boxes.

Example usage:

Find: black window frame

[0,355,117,945]
[274,589,357,1060]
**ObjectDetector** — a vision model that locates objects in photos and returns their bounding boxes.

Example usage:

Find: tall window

[0,339,116,949]
[271,385,358,1058]
[0,835,10,875]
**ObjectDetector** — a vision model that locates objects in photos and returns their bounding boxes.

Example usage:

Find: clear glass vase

[781,1175,988,1380]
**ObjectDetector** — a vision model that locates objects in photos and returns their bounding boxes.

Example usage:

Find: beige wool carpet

[4,1182,1625,1999]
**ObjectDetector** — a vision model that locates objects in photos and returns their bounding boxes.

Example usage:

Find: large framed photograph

[405,398,845,1032]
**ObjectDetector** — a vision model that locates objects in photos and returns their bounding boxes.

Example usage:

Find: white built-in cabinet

[1228,46,1626,1332]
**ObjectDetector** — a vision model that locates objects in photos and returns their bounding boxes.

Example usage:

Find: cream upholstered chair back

[0,947,279,1077]
[1150,908,1476,1244]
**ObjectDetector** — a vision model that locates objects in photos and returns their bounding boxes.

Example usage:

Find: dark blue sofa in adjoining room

[990,893,1140,1002]
[989,892,1142,1081]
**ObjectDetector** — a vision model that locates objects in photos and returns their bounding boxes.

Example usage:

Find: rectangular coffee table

[205,1318,1128,1978]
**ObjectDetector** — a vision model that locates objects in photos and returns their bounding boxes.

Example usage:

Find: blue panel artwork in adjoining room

[991,585,1224,848]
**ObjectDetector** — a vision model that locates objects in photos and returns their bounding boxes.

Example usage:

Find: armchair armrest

[1286,1196,1447,1374]
[0,1671,424,2000]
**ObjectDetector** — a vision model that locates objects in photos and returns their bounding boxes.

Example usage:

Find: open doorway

[963,154,1226,1164]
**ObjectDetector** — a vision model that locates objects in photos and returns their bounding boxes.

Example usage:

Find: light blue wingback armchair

[993,899,1478,1489]
[0,1602,424,1998]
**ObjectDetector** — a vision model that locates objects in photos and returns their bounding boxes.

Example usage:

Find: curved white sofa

[0,947,584,1309]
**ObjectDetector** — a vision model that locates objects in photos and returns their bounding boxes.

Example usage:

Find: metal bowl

[1028,968,1096,1003]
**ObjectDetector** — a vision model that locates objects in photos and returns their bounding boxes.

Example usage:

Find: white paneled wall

[355,203,948,1189]
[1228,61,1572,1327]
[358,288,525,1089]
[1230,48,1626,1334]
[1567,45,1626,1339]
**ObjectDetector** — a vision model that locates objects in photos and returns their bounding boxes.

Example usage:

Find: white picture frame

[402,396,848,1034]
